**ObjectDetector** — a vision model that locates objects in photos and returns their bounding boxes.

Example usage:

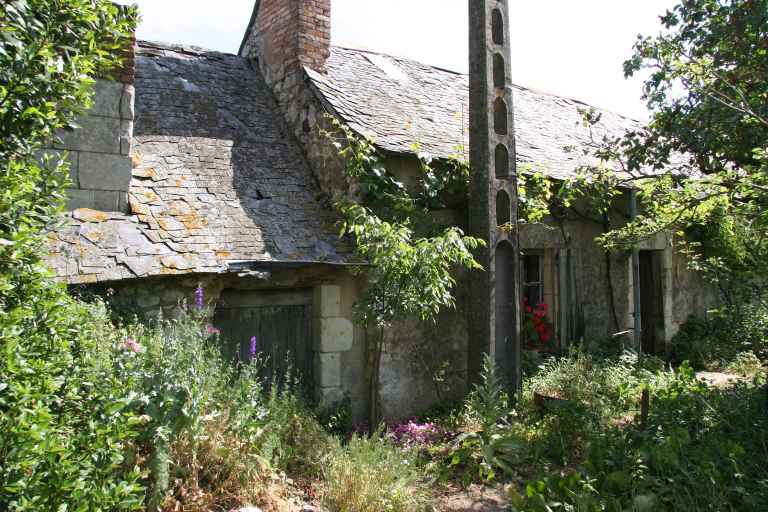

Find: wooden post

[640,386,650,429]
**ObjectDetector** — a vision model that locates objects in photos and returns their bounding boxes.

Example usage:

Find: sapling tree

[329,120,484,425]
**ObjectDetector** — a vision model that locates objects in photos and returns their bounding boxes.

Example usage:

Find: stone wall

[379,275,472,420]
[39,38,137,213]
[670,245,720,333]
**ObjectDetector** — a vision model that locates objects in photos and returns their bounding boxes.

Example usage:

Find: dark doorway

[214,289,314,394]
[639,251,664,355]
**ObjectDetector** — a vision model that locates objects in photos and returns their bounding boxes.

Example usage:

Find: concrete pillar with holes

[468,0,521,391]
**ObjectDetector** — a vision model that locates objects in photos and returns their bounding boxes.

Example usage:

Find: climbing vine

[326,118,484,425]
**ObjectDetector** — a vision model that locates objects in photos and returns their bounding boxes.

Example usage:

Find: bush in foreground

[414,349,768,511]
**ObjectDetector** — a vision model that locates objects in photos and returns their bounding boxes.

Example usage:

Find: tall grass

[322,434,431,512]
[111,305,434,511]
[106,306,336,511]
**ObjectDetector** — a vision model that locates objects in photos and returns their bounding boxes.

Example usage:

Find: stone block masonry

[313,284,356,405]
[41,37,137,214]
[102,271,367,419]
[239,0,353,206]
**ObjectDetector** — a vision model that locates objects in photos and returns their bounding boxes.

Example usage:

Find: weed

[726,350,765,376]
[322,434,430,512]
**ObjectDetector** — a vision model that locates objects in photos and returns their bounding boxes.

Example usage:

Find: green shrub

[447,354,525,482]
[113,308,334,510]
[322,434,430,512]
[672,305,768,370]
[0,1,141,509]
[317,396,355,439]
[112,311,234,509]
[1,299,146,511]
[524,348,661,424]
[726,350,765,376]
[513,364,768,511]
[252,371,334,478]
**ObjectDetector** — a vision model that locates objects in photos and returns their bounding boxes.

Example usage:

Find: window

[493,53,506,90]
[522,252,544,307]
[496,189,511,226]
[522,250,557,350]
[495,143,509,179]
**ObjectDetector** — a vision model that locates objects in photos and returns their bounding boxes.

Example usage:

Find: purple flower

[249,336,258,359]
[206,325,221,335]
[194,284,204,309]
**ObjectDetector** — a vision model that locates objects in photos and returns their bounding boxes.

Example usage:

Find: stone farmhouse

[44,0,718,420]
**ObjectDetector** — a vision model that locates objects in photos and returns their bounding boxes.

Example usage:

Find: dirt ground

[434,484,510,512]
[696,371,749,387]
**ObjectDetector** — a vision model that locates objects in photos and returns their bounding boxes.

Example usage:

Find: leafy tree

[0,1,140,509]
[329,120,483,425]
[581,0,768,301]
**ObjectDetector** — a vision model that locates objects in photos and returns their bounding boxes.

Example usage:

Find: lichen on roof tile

[49,41,349,284]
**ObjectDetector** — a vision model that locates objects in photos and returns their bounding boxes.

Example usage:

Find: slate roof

[307,46,643,180]
[47,41,348,284]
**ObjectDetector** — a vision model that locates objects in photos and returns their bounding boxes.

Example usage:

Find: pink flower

[206,325,221,335]
[122,338,144,353]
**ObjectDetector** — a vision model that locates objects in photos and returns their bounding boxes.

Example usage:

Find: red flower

[526,306,533,313]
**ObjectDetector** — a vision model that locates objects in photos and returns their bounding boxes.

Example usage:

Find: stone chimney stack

[468,0,521,391]
[239,0,331,118]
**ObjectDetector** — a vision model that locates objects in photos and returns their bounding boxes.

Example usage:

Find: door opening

[214,289,314,395]
[639,251,664,355]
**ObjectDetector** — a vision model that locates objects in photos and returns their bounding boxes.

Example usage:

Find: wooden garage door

[213,290,313,394]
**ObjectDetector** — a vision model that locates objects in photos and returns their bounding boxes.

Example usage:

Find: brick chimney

[240,0,331,117]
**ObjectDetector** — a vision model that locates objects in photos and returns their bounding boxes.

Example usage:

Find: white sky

[117,0,678,120]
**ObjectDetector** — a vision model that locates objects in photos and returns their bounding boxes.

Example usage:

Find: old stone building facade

[46,0,718,420]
